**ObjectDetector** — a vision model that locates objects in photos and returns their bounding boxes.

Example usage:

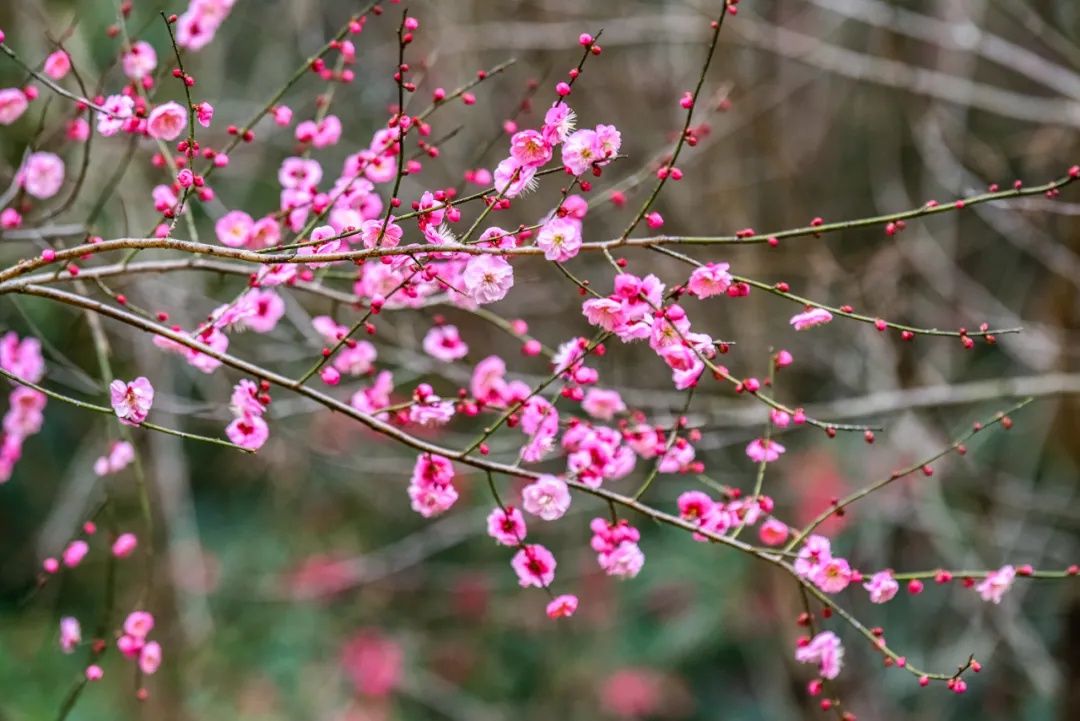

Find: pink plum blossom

[59,616,81,653]
[109,377,154,425]
[976,564,1016,604]
[521,475,571,521]
[546,594,578,619]
[422,325,468,362]
[463,255,514,305]
[486,506,527,546]
[511,544,556,588]
[146,101,188,141]
[790,307,834,331]
[864,570,900,604]
[0,88,29,125]
[795,631,844,680]
[20,152,65,199]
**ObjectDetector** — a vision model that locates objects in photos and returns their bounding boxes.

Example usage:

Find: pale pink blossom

[581,297,625,332]
[96,94,134,137]
[976,564,1016,604]
[462,255,514,304]
[215,210,253,247]
[745,437,785,463]
[59,616,81,653]
[795,631,844,680]
[124,611,154,639]
[109,377,154,425]
[93,440,135,476]
[139,641,162,675]
[408,396,455,427]
[521,475,571,521]
[581,388,626,421]
[814,557,853,593]
[0,88,29,125]
[561,128,599,175]
[486,506,526,546]
[790,307,834,331]
[359,217,402,249]
[492,157,536,198]
[687,262,733,298]
[278,157,322,189]
[511,544,556,588]
[146,101,187,141]
[794,535,832,579]
[542,102,576,144]
[509,129,553,167]
[535,217,582,262]
[1,332,45,383]
[599,541,645,578]
[122,41,157,80]
[864,570,899,604]
[20,152,65,199]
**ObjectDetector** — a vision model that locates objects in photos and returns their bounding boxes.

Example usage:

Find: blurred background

[2,0,1080,719]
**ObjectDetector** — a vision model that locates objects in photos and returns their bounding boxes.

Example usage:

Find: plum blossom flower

[561,129,598,175]
[814,557,853,593]
[408,453,458,518]
[976,564,1016,604]
[542,102,576,144]
[1,332,45,383]
[758,518,789,546]
[43,51,71,80]
[493,157,536,198]
[581,388,626,421]
[122,41,157,79]
[139,641,162,675]
[146,101,188,141]
[0,88,29,126]
[462,255,514,305]
[109,377,154,425]
[546,594,578,619]
[790,307,833,331]
[745,437,785,463]
[422,325,468,362]
[226,414,269,450]
[59,617,81,653]
[195,101,214,127]
[795,631,844,680]
[124,611,154,639]
[599,541,645,578]
[687,262,733,298]
[96,94,134,137]
[93,440,135,476]
[511,544,556,588]
[521,475,571,521]
[794,535,832,579]
[20,152,65,199]
[486,506,526,546]
[581,297,625,332]
[359,217,403,249]
[864,570,900,604]
[216,209,255,249]
[536,217,582,262]
[509,129,553,167]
